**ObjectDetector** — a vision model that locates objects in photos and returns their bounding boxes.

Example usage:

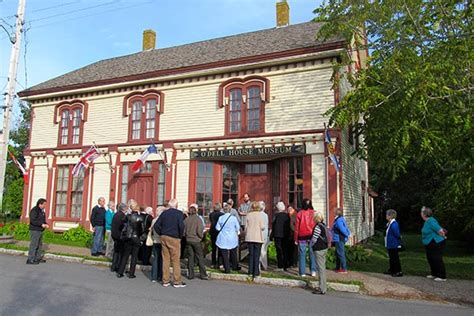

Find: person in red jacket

[294,198,316,277]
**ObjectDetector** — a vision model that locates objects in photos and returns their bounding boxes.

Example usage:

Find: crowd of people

[26,194,449,294]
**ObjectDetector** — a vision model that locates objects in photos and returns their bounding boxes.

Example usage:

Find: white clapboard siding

[82,96,128,145]
[90,162,111,212]
[311,154,327,215]
[31,165,48,209]
[175,159,190,206]
[30,106,58,149]
[160,83,224,140]
[340,127,371,243]
[266,67,334,133]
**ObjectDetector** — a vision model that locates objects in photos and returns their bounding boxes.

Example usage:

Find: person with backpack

[294,198,317,277]
[332,208,351,273]
[311,210,330,295]
[110,203,128,273]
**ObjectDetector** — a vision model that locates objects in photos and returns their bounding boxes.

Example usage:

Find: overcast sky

[0,0,323,126]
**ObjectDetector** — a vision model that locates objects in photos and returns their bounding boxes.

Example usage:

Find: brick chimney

[276,0,290,27]
[142,29,156,51]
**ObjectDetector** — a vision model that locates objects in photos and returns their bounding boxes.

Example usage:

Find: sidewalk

[13,240,92,257]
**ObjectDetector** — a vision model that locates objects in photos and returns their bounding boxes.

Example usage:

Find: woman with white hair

[384,209,403,277]
[259,201,270,270]
[311,210,329,295]
[270,201,290,271]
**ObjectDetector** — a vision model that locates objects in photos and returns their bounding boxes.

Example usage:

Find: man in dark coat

[90,197,106,256]
[27,198,48,264]
[110,203,128,273]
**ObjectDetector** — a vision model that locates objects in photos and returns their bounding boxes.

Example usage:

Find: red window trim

[218,76,270,136]
[123,89,164,143]
[51,164,88,221]
[54,100,87,148]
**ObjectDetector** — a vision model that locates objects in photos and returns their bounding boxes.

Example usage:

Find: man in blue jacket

[155,199,186,288]
[332,208,351,273]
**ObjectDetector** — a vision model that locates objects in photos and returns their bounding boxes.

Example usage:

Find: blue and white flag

[324,128,341,172]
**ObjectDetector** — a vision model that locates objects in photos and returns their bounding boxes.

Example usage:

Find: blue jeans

[91,226,105,255]
[151,243,163,281]
[335,241,347,270]
[298,240,316,276]
[248,242,262,278]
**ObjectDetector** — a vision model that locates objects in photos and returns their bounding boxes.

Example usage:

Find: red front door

[240,173,272,220]
[128,175,153,208]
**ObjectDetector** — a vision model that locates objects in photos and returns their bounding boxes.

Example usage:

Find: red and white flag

[132,144,158,172]
[8,150,29,185]
[72,146,100,176]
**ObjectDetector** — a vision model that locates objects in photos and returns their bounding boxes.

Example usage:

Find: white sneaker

[300,274,307,277]
[311,271,317,277]
[426,275,435,279]
[434,278,447,282]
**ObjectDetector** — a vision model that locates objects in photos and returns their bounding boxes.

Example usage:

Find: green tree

[313,0,473,239]
[2,101,31,220]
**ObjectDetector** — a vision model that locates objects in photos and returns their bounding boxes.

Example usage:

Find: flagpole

[92,141,114,173]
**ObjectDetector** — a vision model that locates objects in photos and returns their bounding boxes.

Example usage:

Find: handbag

[146,229,153,246]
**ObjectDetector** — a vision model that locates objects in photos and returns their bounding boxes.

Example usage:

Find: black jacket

[111,211,127,240]
[271,212,290,239]
[90,205,106,227]
[29,206,46,231]
[154,208,184,239]
[209,211,223,236]
[126,212,147,241]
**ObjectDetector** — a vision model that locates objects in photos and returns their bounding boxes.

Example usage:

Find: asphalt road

[0,254,472,316]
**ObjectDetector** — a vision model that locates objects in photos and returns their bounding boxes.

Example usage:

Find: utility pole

[0,0,27,214]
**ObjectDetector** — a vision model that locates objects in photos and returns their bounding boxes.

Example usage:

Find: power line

[29,1,154,31]
[29,1,79,14]
[29,1,118,23]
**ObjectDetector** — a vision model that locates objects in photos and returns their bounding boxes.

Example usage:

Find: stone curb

[0,248,27,256]
[308,280,360,293]
[209,272,360,294]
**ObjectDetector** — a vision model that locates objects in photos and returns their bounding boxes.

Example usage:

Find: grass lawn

[348,232,474,280]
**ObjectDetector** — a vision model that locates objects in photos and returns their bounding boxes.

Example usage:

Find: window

[245,163,267,174]
[288,158,303,209]
[222,163,238,204]
[157,163,166,206]
[218,76,269,135]
[123,90,164,142]
[54,165,85,218]
[361,181,366,222]
[229,89,242,133]
[54,100,87,147]
[121,165,129,204]
[196,162,213,219]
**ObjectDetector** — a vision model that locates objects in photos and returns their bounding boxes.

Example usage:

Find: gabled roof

[19,22,345,97]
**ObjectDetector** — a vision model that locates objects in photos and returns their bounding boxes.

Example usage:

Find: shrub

[327,244,370,263]
[268,241,277,263]
[12,222,30,240]
[61,225,93,247]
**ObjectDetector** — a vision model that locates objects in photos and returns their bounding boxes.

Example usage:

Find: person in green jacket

[105,201,116,259]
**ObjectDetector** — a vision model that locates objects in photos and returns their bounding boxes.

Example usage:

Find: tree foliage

[2,101,31,219]
[313,0,473,239]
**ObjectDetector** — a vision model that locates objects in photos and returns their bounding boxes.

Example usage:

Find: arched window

[123,89,164,142]
[218,76,269,135]
[54,100,88,147]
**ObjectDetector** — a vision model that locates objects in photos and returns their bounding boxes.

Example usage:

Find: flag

[8,150,29,185]
[325,128,341,172]
[72,146,100,176]
[132,144,157,172]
